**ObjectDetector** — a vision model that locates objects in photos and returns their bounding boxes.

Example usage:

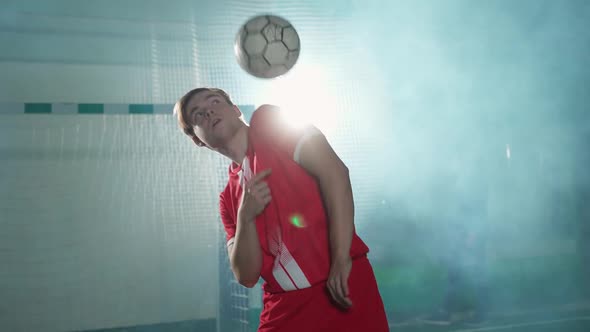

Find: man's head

[174,87,245,148]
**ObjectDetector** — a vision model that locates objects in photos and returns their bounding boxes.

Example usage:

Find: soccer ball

[235,15,301,79]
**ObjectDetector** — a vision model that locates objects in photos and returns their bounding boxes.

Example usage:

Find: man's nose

[202,109,214,119]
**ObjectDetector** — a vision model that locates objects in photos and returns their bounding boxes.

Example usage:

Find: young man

[174,87,389,332]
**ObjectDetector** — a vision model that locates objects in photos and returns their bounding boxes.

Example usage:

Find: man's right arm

[227,214,262,288]
[226,169,272,288]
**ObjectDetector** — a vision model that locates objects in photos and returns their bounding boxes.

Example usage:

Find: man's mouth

[212,119,221,128]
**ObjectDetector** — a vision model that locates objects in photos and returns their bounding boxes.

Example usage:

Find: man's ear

[192,135,206,147]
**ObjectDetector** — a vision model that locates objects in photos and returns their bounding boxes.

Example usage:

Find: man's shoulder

[254,104,280,114]
[250,104,282,128]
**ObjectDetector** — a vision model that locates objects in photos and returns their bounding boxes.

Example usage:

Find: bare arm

[227,169,272,288]
[228,215,263,288]
[298,134,354,263]
[298,134,355,308]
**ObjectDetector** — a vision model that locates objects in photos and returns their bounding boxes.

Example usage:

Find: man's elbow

[240,280,258,288]
[229,252,261,288]
[232,268,259,288]
[236,276,258,288]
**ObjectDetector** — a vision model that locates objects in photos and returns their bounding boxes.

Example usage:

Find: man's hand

[327,256,353,309]
[238,169,272,222]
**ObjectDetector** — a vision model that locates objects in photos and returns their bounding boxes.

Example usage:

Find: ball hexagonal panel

[245,16,269,33]
[282,26,300,51]
[264,23,284,42]
[264,42,289,65]
[243,33,266,55]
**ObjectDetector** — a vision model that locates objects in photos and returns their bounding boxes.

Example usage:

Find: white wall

[0,3,230,330]
[0,114,225,331]
[0,4,202,104]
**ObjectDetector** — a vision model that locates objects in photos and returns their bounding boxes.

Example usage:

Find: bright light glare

[257,64,339,135]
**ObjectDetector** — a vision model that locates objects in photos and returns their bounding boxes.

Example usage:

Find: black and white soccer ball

[234,15,301,79]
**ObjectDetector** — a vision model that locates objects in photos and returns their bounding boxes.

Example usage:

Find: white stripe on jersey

[272,262,298,291]
[293,126,322,164]
[279,244,311,289]
[239,157,253,189]
[271,242,311,291]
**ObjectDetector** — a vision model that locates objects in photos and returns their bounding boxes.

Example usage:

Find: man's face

[185,90,241,148]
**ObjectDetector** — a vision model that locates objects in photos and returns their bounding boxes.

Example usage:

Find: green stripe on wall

[78,104,104,114]
[25,103,52,113]
[129,104,153,114]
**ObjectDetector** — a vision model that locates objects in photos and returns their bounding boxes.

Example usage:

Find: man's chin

[206,138,224,150]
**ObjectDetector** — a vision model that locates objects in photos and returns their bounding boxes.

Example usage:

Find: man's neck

[216,125,249,165]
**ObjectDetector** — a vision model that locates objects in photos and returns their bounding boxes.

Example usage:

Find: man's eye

[212,99,219,104]
[192,112,204,123]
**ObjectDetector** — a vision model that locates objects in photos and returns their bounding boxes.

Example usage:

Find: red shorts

[258,256,389,332]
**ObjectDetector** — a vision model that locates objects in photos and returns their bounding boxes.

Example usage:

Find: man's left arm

[298,133,355,309]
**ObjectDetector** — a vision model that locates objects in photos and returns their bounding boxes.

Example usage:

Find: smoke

[355,0,590,314]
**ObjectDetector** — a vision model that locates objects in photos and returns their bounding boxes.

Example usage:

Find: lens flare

[289,214,305,228]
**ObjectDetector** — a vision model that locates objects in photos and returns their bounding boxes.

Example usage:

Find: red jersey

[219,105,369,294]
